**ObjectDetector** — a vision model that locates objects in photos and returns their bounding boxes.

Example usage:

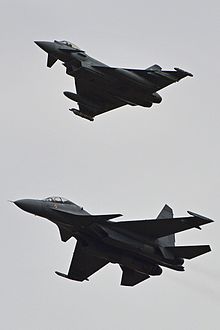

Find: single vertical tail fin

[157,204,175,247]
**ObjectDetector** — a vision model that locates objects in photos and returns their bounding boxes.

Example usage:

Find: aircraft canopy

[57,40,81,50]
[43,196,73,204]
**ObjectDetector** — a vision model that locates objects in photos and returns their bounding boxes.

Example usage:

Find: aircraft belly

[87,227,184,272]
[90,241,163,275]
[72,66,157,108]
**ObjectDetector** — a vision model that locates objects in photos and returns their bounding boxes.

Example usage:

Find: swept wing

[74,72,126,117]
[111,212,213,238]
[56,240,108,281]
[120,266,150,286]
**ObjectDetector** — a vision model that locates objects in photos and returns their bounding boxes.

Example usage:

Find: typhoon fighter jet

[35,40,193,121]
[13,197,212,286]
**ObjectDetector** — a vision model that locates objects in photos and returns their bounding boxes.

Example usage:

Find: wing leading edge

[92,65,193,92]
[111,212,213,239]
[74,71,127,118]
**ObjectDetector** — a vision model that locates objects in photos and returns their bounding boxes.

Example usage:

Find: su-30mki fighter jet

[35,40,193,121]
[13,197,212,286]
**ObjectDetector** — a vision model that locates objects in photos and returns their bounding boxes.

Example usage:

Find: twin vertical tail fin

[156,204,175,247]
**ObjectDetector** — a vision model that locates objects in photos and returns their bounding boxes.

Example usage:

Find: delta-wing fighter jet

[35,40,193,121]
[13,197,212,286]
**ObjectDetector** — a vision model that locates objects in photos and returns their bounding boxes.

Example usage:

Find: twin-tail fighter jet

[35,40,193,121]
[13,197,212,286]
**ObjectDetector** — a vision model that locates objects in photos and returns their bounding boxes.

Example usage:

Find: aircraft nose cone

[34,41,54,53]
[14,199,42,215]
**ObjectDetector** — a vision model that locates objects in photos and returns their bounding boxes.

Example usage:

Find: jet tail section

[166,245,211,259]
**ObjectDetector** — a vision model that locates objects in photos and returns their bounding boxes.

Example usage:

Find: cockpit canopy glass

[56,40,81,50]
[43,196,73,204]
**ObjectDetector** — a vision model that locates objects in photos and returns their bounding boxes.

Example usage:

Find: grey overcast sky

[1,1,220,329]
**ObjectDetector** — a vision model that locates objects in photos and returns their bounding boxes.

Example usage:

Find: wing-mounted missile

[63,91,101,121]
[55,271,88,281]
[69,109,94,121]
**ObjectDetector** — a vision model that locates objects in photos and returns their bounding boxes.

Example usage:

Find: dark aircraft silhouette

[35,40,193,121]
[13,197,212,286]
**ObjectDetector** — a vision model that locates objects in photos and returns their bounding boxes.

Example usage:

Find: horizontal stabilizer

[166,245,211,259]
[120,266,150,286]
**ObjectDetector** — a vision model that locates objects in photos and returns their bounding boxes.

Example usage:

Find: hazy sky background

[1,1,220,329]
